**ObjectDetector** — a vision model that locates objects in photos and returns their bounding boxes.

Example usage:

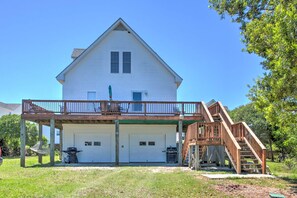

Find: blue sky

[0,1,263,110]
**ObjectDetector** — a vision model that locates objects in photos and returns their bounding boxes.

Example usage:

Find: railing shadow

[25,160,62,168]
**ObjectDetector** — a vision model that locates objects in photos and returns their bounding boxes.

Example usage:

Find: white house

[20,18,266,174]
[56,18,183,163]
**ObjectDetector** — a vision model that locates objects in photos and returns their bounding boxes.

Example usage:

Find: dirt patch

[215,183,297,198]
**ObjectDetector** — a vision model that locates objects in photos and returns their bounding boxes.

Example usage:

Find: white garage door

[75,134,111,163]
[129,134,166,162]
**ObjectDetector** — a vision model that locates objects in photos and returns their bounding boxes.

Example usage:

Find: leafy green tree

[229,103,275,161]
[209,0,297,157]
[0,114,41,156]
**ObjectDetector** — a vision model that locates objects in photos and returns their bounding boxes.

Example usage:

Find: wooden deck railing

[232,122,267,174]
[208,102,234,129]
[182,122,222,162]
[200,101,214,122]
[22,100,204,116]
[221,120,241,174]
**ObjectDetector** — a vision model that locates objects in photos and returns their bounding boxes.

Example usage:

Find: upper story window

[111,52,119,73]
[123,52,131,73]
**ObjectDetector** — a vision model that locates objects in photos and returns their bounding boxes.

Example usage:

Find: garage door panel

[129,134,166,162]
[76,134,111,162]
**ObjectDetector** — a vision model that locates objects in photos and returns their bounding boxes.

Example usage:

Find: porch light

[179,114,184,120]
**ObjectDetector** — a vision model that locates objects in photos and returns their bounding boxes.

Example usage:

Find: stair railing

[208,102,233,129]
[200,101,214,122]
[182,123,198,162]
[232,122,266,174]
[182,122,222,163]
[219,115,242,174]
[182,103,214,163]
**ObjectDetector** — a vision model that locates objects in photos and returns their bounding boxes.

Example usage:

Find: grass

[267,160,297,180]
[0,156,296,197]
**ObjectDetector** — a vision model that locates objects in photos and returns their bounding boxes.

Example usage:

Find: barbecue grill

[62,147,82,163]
[166,146,178,163]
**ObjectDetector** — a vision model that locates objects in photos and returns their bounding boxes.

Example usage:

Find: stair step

[242,168,261,173]
[241,159,259,164]
[241,154,255,157]
[241,152,252,154]
[241,163,261,167]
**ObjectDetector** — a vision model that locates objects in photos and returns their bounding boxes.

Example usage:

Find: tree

[0,114,40,156]
[209,0,297,157]
[229,103,275,161]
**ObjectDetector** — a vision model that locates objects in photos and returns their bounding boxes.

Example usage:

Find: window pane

[111,52,119,73]
[133,92,142,111]
[87,91,97,112]
[139,141,146,146]
[148,141,155,146]
[85,141,92,146]
[123,52,131,73]
[94,141,101,146]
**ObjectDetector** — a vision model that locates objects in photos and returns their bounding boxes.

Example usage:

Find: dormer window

[111,52,119,73]
[123,52,131,73]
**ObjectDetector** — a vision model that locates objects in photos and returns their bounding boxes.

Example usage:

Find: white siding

[62,124,176,163]
[62,30,177,101]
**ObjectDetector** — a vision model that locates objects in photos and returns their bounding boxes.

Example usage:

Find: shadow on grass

[278,176,297,194]
[26,160,62,168]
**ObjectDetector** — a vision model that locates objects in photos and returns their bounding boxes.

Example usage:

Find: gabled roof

[0,102,21,111]
[56,18,183,87]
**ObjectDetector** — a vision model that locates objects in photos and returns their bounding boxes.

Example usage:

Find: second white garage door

[129,134,166,162]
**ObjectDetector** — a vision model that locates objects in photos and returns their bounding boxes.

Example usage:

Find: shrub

[284,158,296,170]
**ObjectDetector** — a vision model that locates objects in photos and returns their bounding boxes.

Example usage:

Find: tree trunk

[269,138,274,162]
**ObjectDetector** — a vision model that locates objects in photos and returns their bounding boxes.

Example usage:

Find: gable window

[123,52,131,73]
[111,51,119,73]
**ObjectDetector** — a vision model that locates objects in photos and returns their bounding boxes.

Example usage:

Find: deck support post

[219,146,225,166]
[38,124,43,164]
[50,118,55,166]
[188,145,192,168]
[194,145,200,170]
[115,120,119,166]
[178,120,183,166]
[20,119,26,167]
[59,128,63,161]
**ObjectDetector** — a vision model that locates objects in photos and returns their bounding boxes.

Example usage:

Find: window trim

[122,51,131,73]
[110,51,119,73]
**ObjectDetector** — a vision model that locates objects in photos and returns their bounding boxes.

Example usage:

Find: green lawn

[0,157,296,198]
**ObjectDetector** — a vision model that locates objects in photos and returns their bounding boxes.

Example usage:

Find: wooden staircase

[182,101,267,174]
[238,141,262,173]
